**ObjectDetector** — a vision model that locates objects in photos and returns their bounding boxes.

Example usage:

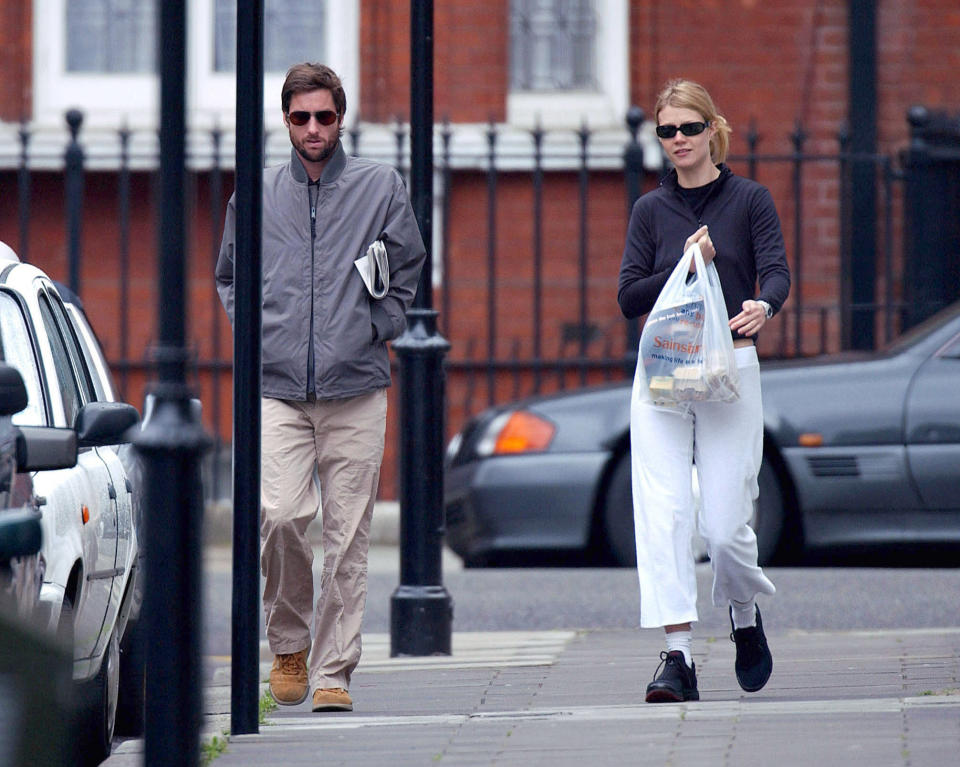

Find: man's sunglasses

[655,121,710,139]
[287,110,339,127]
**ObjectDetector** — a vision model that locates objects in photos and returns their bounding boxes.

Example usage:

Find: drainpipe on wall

[845,0,877,350]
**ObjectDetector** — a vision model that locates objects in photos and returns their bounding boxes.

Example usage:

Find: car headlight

[475,410,556,457]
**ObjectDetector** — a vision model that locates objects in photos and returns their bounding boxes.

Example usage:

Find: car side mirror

[74,402,141,448]
[15,426,78,471]
[0,508,43,561]
[0,363,28,416]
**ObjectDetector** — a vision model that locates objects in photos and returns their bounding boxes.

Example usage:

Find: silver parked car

[0,362,77,617]
[445,301,960,567]
[0,241,142,765]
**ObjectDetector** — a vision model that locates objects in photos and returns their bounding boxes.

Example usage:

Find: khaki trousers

[260,389,387,690]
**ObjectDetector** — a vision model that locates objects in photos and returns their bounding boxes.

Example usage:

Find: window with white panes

[507,0,628,128]
[32,0,357,129]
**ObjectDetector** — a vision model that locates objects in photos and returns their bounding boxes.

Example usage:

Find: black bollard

[391,309,453,655]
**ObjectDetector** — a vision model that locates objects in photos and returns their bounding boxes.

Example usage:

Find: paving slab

[93,626,960,766]
[103,564,960,767]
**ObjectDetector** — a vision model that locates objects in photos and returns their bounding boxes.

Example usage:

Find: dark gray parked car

[445,301,960,566]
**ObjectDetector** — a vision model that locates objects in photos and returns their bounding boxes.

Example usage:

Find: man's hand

[729,299,768,337]
[685,225,715,273]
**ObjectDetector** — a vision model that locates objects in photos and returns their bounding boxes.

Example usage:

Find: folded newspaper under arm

[354,239,390,300]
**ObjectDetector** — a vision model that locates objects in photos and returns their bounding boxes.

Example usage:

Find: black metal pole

[231,0,264,735]
[848,0,877,349]
[390,0,453,657]
[210,126,223,498]
[136,1,209,765]
[623,106,644,374]
[791,121,806,355]
[577,123,589,386]
[64,109,84,297]
[532,123,543,392]
[485,123,497,406]
[17,121,30,263]
[118,126,131,398]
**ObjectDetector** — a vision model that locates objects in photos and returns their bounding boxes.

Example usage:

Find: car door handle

[86,567,124,582]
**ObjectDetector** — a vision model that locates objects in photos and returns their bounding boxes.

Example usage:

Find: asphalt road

[202,544,960,657]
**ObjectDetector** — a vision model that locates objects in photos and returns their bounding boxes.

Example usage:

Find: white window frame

[507,0,628,130]
[188,0,359,130]
[33,0,158,129]
[32,0,359,131]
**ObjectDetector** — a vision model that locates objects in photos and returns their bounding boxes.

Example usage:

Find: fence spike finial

[626,105,644,142]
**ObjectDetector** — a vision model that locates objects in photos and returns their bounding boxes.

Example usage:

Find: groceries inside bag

[637,243,739,407]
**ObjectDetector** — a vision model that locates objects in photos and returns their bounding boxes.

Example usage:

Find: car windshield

[881,300,960,355]
[0,292,45,425]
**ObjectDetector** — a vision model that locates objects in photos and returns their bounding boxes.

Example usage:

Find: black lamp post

[390,0,454,657]
[137,0,210,764]
[230,0,264,736]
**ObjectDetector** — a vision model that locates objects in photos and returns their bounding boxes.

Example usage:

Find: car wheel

[602,455,637,567]
[115,619,145,736]
[75,629,119,766]
[753,457,786,566]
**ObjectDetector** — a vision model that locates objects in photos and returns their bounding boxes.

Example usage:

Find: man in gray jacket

[216,63,425,712]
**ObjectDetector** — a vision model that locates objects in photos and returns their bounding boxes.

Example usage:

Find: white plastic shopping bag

[633,243,739,409]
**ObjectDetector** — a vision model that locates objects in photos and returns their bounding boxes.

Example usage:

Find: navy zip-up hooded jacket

[618,164,790,333]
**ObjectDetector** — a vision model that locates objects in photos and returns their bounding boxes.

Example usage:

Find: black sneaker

[645,650,699,703]
[729,605,773,692]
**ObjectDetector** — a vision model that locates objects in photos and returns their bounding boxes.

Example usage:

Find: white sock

[665,630,693,666]
[731,598,757,629]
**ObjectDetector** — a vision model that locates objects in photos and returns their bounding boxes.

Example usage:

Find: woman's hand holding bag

[633,243,740,409]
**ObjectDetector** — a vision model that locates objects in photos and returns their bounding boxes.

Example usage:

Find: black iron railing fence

[4,107,948,499]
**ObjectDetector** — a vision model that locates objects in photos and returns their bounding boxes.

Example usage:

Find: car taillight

[487,411,556,455]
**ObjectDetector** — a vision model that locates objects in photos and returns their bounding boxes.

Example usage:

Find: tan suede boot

[268,648,309,705]
[311,687,353,712]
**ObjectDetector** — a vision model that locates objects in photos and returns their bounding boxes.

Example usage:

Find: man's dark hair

[281,62,347,118]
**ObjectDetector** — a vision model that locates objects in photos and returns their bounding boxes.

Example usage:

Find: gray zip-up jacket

[216,143,426,401]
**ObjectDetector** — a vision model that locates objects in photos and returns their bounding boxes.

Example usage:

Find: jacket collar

[289,141,347,185]
[660,162,732,191]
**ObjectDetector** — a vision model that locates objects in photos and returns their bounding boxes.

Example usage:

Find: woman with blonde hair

[618,79,791,702]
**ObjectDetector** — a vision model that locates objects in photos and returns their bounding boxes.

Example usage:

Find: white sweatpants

[630,345,776,628]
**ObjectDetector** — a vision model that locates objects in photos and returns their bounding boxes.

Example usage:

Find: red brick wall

[629,1,848,146]
[0,0,31,120]
[441,169,636,431]
[360,0,509,123]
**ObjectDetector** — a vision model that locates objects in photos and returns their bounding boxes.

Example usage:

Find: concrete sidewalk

[105,624,960,766]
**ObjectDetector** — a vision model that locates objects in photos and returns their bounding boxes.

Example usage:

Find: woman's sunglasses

[655,121,710,139]
[287,110,339,127]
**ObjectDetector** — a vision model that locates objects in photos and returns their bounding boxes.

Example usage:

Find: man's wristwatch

[757,300,774,319]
